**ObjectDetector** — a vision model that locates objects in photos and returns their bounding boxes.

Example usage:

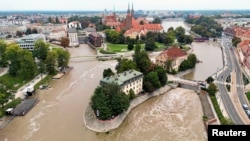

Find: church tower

[131,2,134,17]
[127,3,130,15]
[125,2,132,30]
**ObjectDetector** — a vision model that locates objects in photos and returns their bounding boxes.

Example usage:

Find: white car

[242,104,249,110]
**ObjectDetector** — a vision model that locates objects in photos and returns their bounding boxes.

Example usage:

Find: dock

[13,98,39,116]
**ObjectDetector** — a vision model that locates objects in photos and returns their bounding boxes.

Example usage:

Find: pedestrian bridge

[168,75,205,93]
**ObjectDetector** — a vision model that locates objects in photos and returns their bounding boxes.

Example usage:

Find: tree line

[105,26,193,52]
[185,16,223,38]
[0,40,70,110]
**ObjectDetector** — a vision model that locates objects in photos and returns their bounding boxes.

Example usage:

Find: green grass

[155,42,166,50]
[107,43,129,52]
[0,73,32,91]
[246,92,250,102]
[34,75,52,90]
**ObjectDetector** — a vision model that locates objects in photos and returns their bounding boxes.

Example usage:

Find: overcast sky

[0,0,249,11]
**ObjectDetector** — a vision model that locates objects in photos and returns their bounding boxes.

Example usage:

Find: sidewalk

[15,74,47,99]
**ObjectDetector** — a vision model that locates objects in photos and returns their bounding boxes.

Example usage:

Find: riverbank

[83,85,172,132]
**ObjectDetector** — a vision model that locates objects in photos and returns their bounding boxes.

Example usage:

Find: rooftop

[100,69,143,86]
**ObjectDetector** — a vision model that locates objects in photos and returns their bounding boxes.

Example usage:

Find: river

[162,19,224,81]
[0,20,224,141]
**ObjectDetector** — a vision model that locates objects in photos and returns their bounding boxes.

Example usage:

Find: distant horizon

[0,0,249,12]
[0,9,250,12]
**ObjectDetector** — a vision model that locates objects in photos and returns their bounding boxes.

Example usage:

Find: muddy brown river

[0,44,209,141]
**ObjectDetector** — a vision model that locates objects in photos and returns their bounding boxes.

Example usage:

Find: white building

[16,34,46,50]
[68,21,81,29]
[68,28,79,47]
[100,69,143,95]
[49,28,67,41]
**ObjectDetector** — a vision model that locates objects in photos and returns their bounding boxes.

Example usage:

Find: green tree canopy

[91,83,130,120]
[232,36,241,47]
[143,71,161,92]
[0,40,7,67]
[115,58,137,73]
[5,44,22,76]
[207,83,218,96]
[19,50,37,80]
[56,48,70,69]
[103,68,114,78]
[145,38,157,51]
[45,50,58,75]
[34,39,49,61]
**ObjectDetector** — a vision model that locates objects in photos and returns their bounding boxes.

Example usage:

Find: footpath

[83,85,172,132]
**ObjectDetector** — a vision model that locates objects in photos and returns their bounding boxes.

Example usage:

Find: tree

[91,83,130,120]
[91,87,112,120]
[152,17,161,24]
[134,41,141,54]
[60,37,70,48]
[5,44,22,76]
[56,48,70,69]
[175,26,185,39]
[206,76,214,84]
[143,71,161,92]
[48,17,53,23]
[133,51,151,74]
[127,42,134,51]
[26,28,32,35]
[115,58,137,73]
[154,66,167,86]
[165,59,173,73]
[32,28,38,34]
[18,50,37,80]
[0,40,7,67]
[232,36,241,47]
[207,83,218,96]
[103,68,115,78]
[0,94,8,108]
[45,50,58,75]
[184,35,193,44]
[16,31,23,37]
[128,89,136,100]
[34,39,49,61]
[55,17,60,24]
[145,38,157,51]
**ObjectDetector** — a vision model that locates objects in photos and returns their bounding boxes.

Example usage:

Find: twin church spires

[127,2,134,17]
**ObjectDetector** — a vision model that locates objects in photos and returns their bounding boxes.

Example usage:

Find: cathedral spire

[131,2,134,17]
[127,3,130,15]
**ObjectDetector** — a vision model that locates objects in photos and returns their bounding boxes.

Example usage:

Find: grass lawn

[246,92,250,102]
[155,42,166,51]
[0,73,32,91]
[107,43,129,52]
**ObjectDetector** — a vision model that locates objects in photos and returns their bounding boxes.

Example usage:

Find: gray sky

[0,0,249,11]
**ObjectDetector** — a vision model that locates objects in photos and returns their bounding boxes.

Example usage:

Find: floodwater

[0,44,207,141]
[162,19,223,81]
[162,19,191,34]
[0,20,213,141]
[183,41,224,81]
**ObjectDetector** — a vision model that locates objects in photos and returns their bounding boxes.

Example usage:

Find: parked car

[246,110,250,118]
[242,104,249,110]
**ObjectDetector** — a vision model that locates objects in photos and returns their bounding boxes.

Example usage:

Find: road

[216,34,250,124]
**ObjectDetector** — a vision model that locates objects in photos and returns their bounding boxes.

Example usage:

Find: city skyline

[0,0,249,11]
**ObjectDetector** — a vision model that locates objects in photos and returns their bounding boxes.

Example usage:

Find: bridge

[168,75,204,93]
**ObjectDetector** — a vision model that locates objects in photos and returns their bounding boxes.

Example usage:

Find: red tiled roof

[160,46,187,59]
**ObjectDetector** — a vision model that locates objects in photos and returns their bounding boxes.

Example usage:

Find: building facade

[100,69,143,95]
[88,32,103,47]
[155,46,187,71]
[16,34,46,50]
[68,28,79,47]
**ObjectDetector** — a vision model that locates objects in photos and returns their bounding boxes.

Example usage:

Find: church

[103,3,163,39]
